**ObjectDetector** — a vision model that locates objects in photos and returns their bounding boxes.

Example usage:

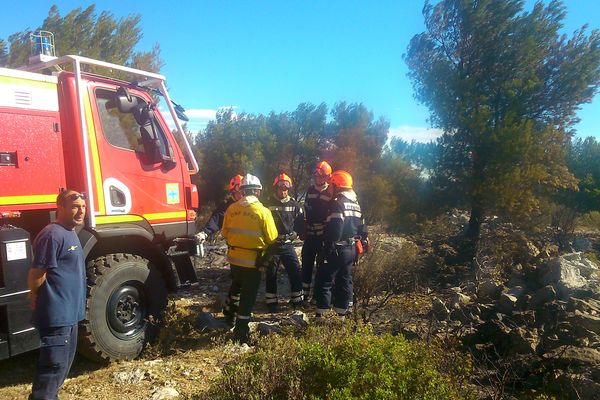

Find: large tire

[79,253,168,362]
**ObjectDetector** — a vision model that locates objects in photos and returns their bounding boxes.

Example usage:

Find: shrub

[353,233,419,323]
[575,210,600,231]
[204,325,473,400]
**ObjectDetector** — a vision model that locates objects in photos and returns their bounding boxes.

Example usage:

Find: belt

[334,238,355,246]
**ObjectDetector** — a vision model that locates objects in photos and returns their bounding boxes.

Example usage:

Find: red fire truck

[0,32,200,362]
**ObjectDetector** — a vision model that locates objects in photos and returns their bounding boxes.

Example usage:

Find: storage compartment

[0,110,65,210]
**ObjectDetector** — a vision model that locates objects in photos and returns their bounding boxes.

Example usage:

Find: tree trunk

[467,201,483,241]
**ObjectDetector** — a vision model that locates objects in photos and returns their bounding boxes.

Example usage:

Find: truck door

[89,86,188,238]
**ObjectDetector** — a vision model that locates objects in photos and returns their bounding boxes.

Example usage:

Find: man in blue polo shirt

[28,189,87,400]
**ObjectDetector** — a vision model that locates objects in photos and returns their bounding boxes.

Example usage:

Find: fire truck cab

[0,47,200,362]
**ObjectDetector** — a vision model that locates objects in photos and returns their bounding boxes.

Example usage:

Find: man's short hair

[56,190,85,207]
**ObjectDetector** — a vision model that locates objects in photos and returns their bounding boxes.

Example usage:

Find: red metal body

[0,107,65,212]
[0,56,200,362]
[1,68,198,232]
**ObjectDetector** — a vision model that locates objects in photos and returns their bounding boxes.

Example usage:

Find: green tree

[405,0,599,238]
[0,39,7,67]
[193,101,423,229]
[266,103,328,197]
[195,109,272,204]
[390,138,438,175]
[4,5,162,72]
[565,136,600,212]
[324,103,390,223]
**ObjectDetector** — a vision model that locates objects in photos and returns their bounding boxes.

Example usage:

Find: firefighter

[301,160,333,301]
[28,190,87,400]
[195,174,244,241]
[222,174,278,343]
[314,170,367,319]
[195,175,244,323]
[264,173,305,312]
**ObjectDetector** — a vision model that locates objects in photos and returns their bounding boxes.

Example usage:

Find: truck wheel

[79,253,167,362]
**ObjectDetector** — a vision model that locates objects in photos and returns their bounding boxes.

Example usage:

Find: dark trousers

[229,264,262,343]
[223,269,239,321]
[315,245,355,315]
[265,243,303,305]
[30,324,78,400]
[301,236,324,297]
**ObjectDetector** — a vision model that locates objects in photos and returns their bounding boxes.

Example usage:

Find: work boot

[233,320,250,344]
[289,299,305,310]
[223,313,235,328]
[313,313,326,325]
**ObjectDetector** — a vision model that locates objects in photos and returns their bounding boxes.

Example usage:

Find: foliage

[565,136,600,212]
[195,104,333,204]
[405,0,600,238]
[3,5,163,73]
[205,325,473,400]
[194,109,272,203]
[0,39,7,67]
[390,137,438,175]
[353,234,420,323]
[192,100,434,229]
[145,301,203,357]
[575,210,600,231]
[194,102,423,228]
[265,103,329,196]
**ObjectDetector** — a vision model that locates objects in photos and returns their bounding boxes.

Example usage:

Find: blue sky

[1,1,599,141]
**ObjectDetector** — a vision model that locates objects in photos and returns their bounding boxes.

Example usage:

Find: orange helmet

[314,161,332,177]
[273,173,293,188]
[330,170,353,189]
[228,174,244,192]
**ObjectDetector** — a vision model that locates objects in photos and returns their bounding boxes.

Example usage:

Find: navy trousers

[265,243,303,305]
[300,235,324,297]
[30,324,78,400]
[315,245,355,315]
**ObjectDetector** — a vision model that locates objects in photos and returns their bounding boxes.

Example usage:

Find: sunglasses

[67,193,86,201]
[277,182,291,189]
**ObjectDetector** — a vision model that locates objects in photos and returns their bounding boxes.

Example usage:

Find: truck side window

[95,88,171,158]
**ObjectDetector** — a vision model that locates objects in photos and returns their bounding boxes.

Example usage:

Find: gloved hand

[196,231,208,242]
[361,238,369,253]
[256,251,272,273]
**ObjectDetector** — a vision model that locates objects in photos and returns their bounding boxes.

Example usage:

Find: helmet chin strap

[315,182,329,191]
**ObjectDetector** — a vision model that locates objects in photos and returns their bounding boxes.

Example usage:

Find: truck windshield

[95,88,171,159]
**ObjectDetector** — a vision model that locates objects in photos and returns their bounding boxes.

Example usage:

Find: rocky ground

[1,220,600,399]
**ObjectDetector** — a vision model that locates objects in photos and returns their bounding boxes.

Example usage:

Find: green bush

[576,210,600,231]
[205,325,473,400]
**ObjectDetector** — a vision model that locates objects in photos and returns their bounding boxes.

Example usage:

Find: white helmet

[240,173,262,190]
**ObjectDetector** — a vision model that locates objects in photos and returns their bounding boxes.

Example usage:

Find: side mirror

[174,103,189,121]
[162,157,177,170]
[115,87,138,113]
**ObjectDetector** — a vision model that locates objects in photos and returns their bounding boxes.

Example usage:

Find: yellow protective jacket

[222,195,278,268]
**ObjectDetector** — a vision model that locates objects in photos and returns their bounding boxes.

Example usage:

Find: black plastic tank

[0,225,39,359]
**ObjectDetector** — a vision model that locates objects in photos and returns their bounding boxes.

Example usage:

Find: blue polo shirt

[31,223,86,328]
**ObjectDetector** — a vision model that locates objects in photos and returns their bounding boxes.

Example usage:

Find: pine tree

[405,0,600,238]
